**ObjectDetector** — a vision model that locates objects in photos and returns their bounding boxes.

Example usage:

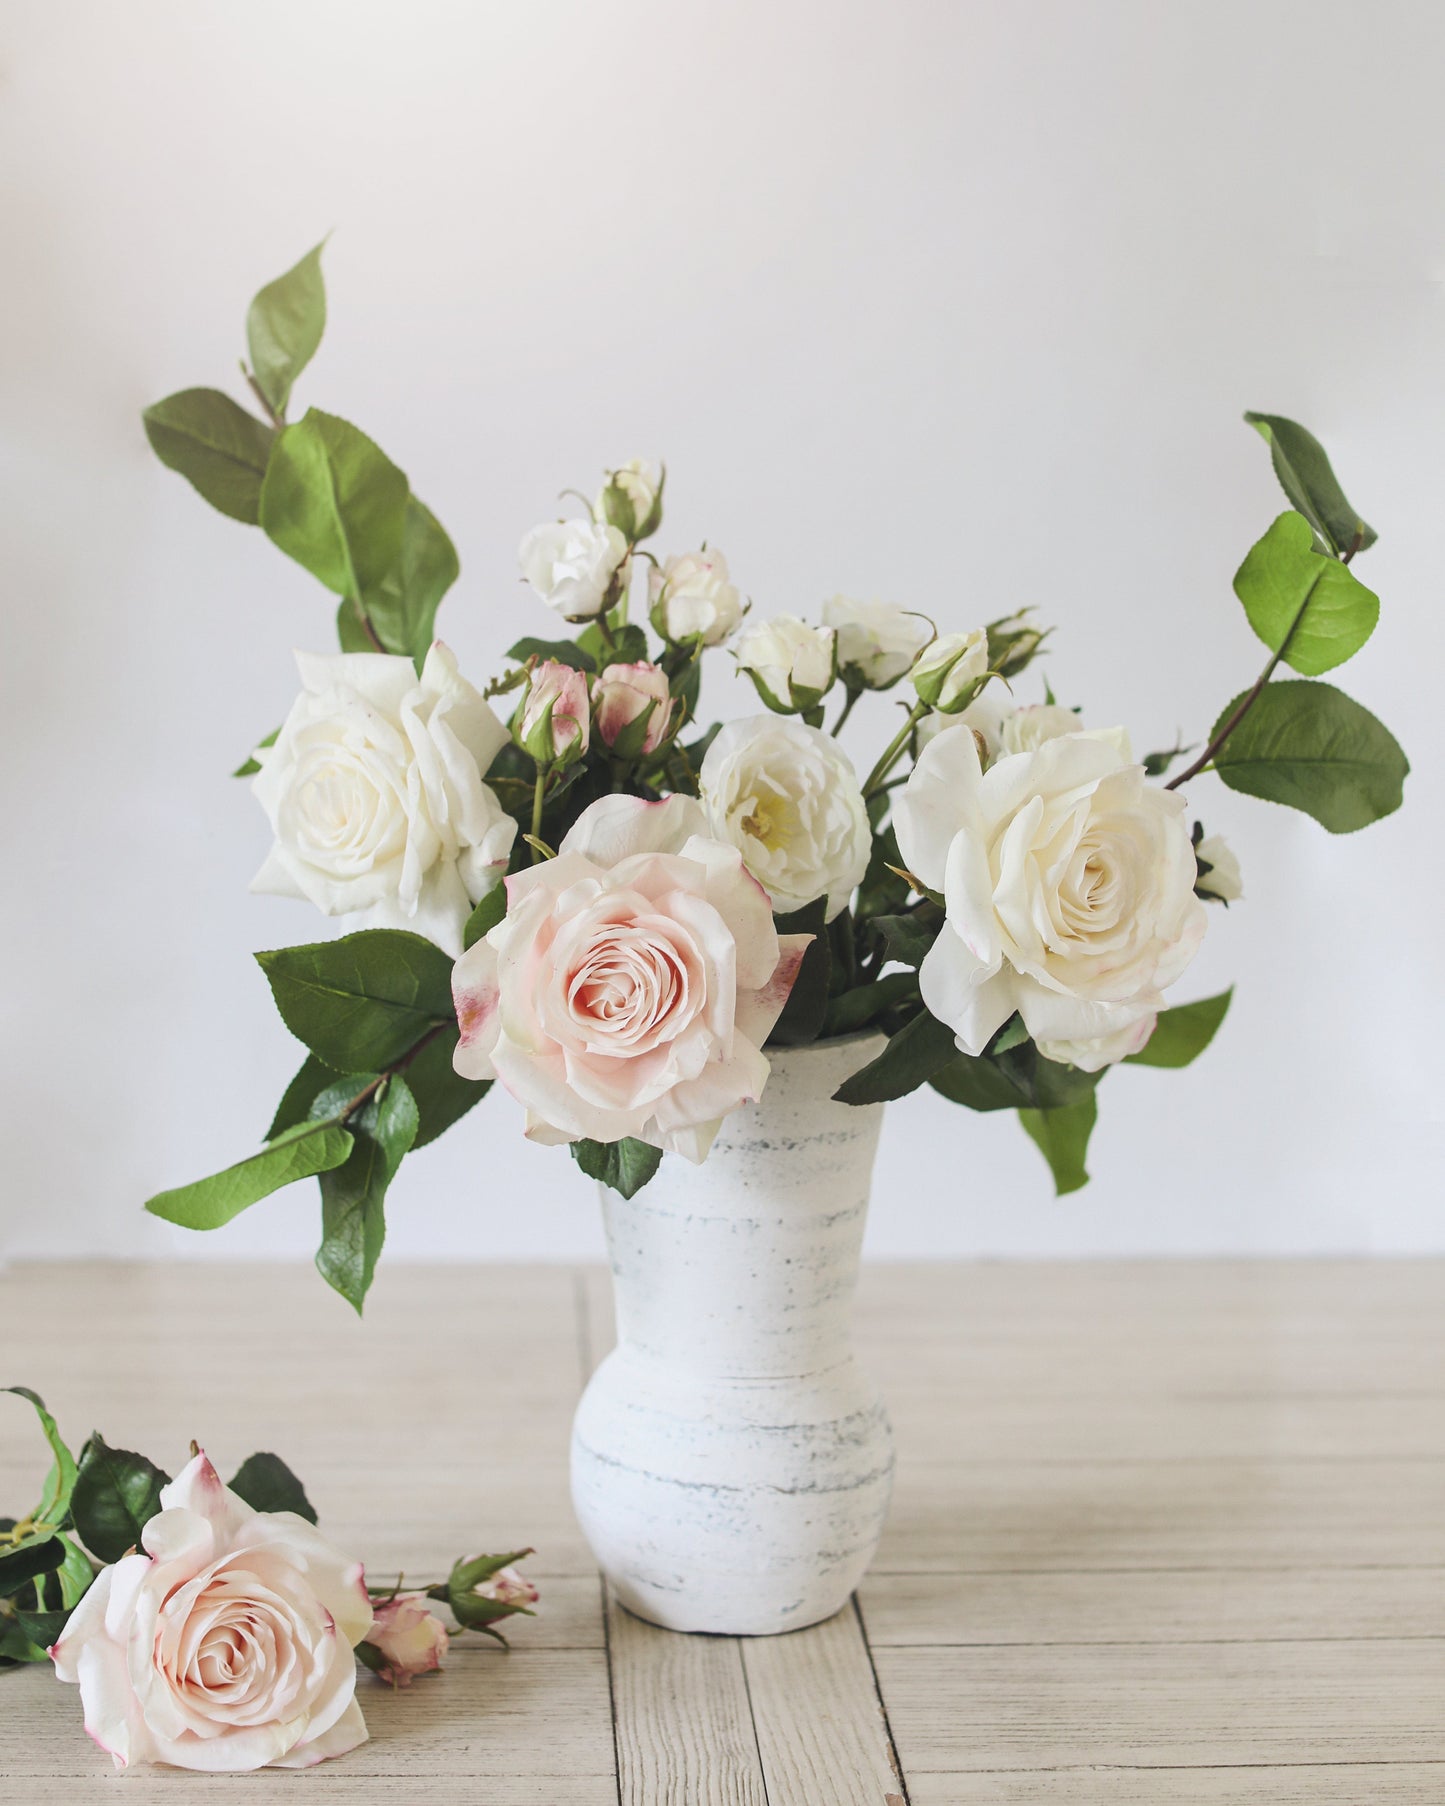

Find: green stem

[863,702,927,797]
[530,770,547,858]
[831,688,861,737]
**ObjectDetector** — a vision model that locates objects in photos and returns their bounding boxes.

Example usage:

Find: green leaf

[833,1008,959,1105]
[267,1053,343,1139]
[445,1549,536,1634]
[1233,512,1379,676]
[579,621,649,667]
[145,1118,354,1230]
[315,1076,419,1313]
[869,910,939,969]
[256,930,456,1071]
[3,1388,77,1526]
[506,637,596,673]
[0,1616,50,1664]
[822,972,920,1038]
[1212,680,1408,833]
[15,1607,70,1650]
[246,240,327,418]
[1128,989,1233,1068]
[463,884,507,951]
[1019,1093,1097,1196]
[569,1138,663,1199]
[52,1534,94,1609]
[228,1452,317,1524]
[930,1049,1036,1112]
[233,725,280,779]
[0,1536,65,1594]
[767,902,830,1047]
[1244,412,1377,557]
[260,409,409,608]
[367,497,460,665]
[402,1026,492,1149]
[142,388,274,524]
[930,1040,1100,1114]
[989,1014,1030,1055]
[71,1436,170,1564]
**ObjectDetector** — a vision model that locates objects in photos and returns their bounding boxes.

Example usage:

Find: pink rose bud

[515,659,591,767]
[364,1593,449,1687]
[592,661,673,756]
[471,1565,540,1608]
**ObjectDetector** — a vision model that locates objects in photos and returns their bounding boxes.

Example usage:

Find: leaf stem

[831,688,861,737]
[241,364,284,431]
[350,596,387,655]
[1165,527,1364,792]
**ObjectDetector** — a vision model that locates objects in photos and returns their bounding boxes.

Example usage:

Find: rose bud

[733,616,837,714]
[514,659,591,768]
[470,1565,540,1609]
[986,613,1049,677]
[648,548,745,647]
[597,458,665,542]
[909,628,990,713]
[518,518,629,620]
[593,661,674,757]
[822,595,933,691]
[1194,832,1243,904]
[361,1594,449,1688]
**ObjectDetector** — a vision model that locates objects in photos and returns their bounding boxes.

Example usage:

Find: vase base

[609,1587,855,1639]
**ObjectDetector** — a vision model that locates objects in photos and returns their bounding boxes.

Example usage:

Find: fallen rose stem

[1165,529,1364,793]
[863,702,928,797]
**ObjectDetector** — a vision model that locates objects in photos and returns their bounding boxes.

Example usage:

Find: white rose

[1037,1014,1157,1072]
[822,595,932,689]
[1195,833,1243,904]
[649,548,744,646]
[734,615,836,711]
[999,702,1082,755]
[699,716,871,919]
[597,457,664,540]
[452,793,812,1162]
[252,644,516,956]
[895,725,1207,1053]
[909,629,989,712]
[518,517,628,619]
[50,1452,371,1772]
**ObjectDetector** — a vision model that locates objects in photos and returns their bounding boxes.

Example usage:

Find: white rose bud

[1195,833,1243,904]
[514,659,591,768]
[700,716,871,920]
[597,457,665,541]
[649,548,745,646]
[909,629,990,713]
[821,596,932,690]
[518,518,629,620]
[734,615,837,713]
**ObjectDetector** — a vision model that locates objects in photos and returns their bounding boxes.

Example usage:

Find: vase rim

[766,1026,888,1053]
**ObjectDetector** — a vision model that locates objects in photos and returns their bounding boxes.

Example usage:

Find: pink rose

[50,1453,371,1773]
[451,793,812,1161]
[362,1594,449,1687]
[515,659,590,766]
[592,661,673,755]
[471,1565,539,1608]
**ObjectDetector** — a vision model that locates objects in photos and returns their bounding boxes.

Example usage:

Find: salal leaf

[930,1039,1099,1114]
[228,1452,317,1524]
[246,240,327,418]
[767,901,830,1047]
[1019,1093,1097,1196]
[833,1009,959,1105]
[869,911,939,969]
[144,1118,354,1230]
[255,930,455,1071]
[315,1076,420,1313]
[3,1388,77,1526]
[367,497,460,666]
[71,1436,170,1564]
[506,637,596,673]
[1212,680,1408,833]
[822,972,920,1038]
[1234,512,1379,676]
[260,409,409,609]
[1128,989,1233,1068]
[1244,413,1376,557]
[267,1053,345,1139]
[142,388,274,524]
[570,1138,663,1199]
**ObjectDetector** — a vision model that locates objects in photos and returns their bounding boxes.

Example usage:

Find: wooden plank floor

[1,1260,1442,1802]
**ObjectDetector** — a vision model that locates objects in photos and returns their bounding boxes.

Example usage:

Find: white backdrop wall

[2,0,1440,1268]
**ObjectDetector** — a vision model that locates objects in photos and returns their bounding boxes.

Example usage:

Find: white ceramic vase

[570,1031,894,1635]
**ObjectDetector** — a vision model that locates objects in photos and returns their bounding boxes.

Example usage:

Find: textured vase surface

[570,1032,894,1635]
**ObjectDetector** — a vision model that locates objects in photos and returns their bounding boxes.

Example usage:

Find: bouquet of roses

[140,243,1408,1307]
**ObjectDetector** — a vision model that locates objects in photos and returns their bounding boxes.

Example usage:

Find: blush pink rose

[50,1453,371,1773]
[515,658,590,765]
[592,661,673,754]
[471,1565,540,1608]
[363,1594,448,1687]
[451,793,812,1161]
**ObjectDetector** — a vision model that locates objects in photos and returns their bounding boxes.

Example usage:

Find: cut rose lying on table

[138,241,1408,1316]
[0,1388,537,1773]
